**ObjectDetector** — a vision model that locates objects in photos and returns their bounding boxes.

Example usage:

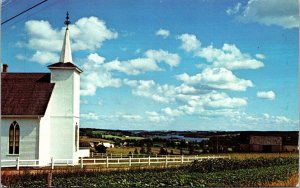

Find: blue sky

[2,0,299,131]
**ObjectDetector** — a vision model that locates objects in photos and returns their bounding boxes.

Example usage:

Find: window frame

[8,121,20,155]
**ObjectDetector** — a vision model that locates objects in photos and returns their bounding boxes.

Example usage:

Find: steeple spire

[59,12,72,63]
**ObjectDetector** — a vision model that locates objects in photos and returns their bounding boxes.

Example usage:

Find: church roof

[1,73,55,116]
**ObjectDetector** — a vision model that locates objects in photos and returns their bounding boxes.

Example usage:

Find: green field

[2,156,298,187]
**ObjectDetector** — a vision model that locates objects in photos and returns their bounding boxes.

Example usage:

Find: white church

[1,13,89,166]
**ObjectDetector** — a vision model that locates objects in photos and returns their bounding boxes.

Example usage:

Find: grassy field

[107,147,298,158]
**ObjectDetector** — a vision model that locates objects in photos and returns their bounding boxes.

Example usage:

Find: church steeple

[59,12,72,63]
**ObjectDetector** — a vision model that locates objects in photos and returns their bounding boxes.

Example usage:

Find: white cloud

[177,34,201,52]
[177,33,264,70]
[105,58,161,75]
[145,49,180,67]
[25,20,62,52]
[177,67,254,91]
[113,113,143,122]
[125,80,176,103]
[16,54,27,60]
[226,2,242,15]
[255,53,265,59]
[69,16,118,51]
[81,112,99,120]
[240,0,299,29]
[80,53,122,96]
[197,44,264,70]
[161,107,184,117]
[257,91,276,100]
[20,17,118,64]
[146,111,172,123]
[105,49,180,75]
[232,112,298,128]
[87,53,105,64]
[30,51,59,64]
[156,28,170,38]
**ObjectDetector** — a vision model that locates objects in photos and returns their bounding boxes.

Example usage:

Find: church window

[9,121,20,154]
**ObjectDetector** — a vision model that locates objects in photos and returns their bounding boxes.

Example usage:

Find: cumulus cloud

[145,49,180,67]
[105,58,160,75]
[197,44,264,70]
[80,53,122,96]
[226,2,242,15]
[124,79,177,103]
[177,34,264,70]
[239,0,299,29]
[255,53,265,59]
[257,91,276,100]
[177,67,254,91]
[30,51,59,64]
[177,34,201,52]
[156,28,170,38]
[20,17,117,64]
[105,49,180,75]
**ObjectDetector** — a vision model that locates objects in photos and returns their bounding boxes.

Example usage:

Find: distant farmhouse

[239,131,298,152]
[1,13,89,166]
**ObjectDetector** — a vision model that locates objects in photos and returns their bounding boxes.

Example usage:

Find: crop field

[2,156,298,187]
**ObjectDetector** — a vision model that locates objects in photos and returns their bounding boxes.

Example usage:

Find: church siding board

[1,118,39,160]
[38,99,52,165]
[49,117,75,160]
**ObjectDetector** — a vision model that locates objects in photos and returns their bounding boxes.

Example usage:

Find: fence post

[80,157,83,169]
[165,155,168,166]
[148,156,151,166]
[129,156,131,167]
[121,153,122,158]
[16,157,19,170]
[46,172,52,187]
[110,153,113,158]
[51,157,54,170]
[106,156,109,168]
[181,155,184,164]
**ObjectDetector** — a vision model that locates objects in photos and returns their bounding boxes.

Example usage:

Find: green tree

[146,145,152,154]
[140,146,146,154]
[95,144,107,153]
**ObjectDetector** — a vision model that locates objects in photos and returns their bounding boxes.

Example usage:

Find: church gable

[1,73,55,115]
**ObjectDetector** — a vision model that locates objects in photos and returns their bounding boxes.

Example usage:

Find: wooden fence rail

[1,155,230,170]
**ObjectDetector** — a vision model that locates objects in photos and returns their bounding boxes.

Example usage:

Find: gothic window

[75,123,78,151]
[9,121,20,154]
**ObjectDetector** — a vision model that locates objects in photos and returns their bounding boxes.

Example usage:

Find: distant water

[156,135,208,142]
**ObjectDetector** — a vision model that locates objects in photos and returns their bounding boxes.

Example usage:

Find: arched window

[9,121,20,154]
[75,123,78,151]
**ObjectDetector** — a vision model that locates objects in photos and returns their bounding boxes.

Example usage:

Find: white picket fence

[1,155,230,170]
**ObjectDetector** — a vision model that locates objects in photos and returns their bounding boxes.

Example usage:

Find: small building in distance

[239,131,298,152]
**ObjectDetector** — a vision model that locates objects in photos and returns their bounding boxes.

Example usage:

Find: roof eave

[48,66,83,73]
[1,115,44,118]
